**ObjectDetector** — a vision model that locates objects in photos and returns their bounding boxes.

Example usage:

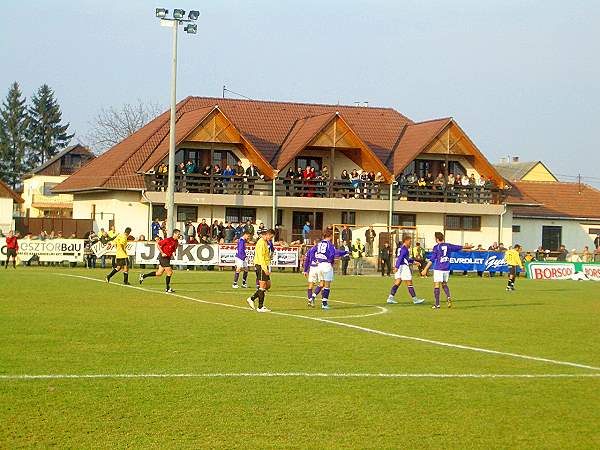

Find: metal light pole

[155,8,199,234]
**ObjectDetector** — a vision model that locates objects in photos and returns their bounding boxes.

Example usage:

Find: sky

[2,0,599,186]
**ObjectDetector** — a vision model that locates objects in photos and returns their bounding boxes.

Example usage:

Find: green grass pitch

[1,268,599,449]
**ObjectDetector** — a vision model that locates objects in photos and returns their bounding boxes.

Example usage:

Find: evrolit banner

[527,262,600,280]
[0,238,85,262]
[218,244,300,268]
[447,251,510,273]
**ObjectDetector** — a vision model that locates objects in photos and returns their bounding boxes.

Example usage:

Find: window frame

[225,207,257,224]
[176,205,198,222]
[445,215,481,231]
[392,213,416,227]
[341,211,356,225]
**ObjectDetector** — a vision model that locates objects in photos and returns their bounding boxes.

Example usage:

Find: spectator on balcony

[243,220,255,240]
[302,221,311,245]
[197,219,210,239]
[349,169,360,198]
[365,226,376,257]
[156,163,168,191]
[359,170,371,198]
[318,166,330,197]
[434,173,445,189]
[222,165,235,193]
[245,163,262,194]
[302,165,316,197]
[374,172,385,198]
[351,238,365,275]
[284,167,297,196]
[447,173,455,186]
[340,169,351,198]
[202,165,212,177]
[425,172,434,184]
[185,160,197,174]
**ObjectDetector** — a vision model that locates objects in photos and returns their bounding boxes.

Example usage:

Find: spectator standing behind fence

[302,221,311,244]
[235,222,244,240]
[352,238,365,275]
[595,234,600,249]
[582,246,593,263]
[243,220,255,241]
[341,225,352,244]
[197,219,210,239]
[151,218,161,240]
[183,219,195,242]
[379,242,392,276]
[411,242,426,275]
[339,240,351,275]
[557,244,568,261]
[86,231,98,268]
[365,226,376,257]
[224,222,235,243]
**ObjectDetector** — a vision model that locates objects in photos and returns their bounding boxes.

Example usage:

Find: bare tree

[85,99,163,153]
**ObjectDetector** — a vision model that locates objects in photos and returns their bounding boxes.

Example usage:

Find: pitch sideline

[54,273,600,372]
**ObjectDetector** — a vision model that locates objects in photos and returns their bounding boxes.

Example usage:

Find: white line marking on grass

[56,274,600,372]
[2,372,600,381]
[216,290,389,319]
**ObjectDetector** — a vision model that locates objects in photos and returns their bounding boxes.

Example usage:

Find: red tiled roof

[391,118,451,175]
[0,180,23,203]
[271,112,337,170]
[508,181,600,219]
[54,96,498,192]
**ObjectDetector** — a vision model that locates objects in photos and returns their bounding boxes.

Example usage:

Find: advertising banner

[218,244,300,268]
[134,242,219,266]
[447,251,510,273]
[0,238,85,262]
[527,262,600,280]
[91,241,136,257]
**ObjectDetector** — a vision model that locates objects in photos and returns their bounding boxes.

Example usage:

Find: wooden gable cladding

[419,121,506,188]
[185,109,242,144]
[183,107,274,179]
[308,115,393,182]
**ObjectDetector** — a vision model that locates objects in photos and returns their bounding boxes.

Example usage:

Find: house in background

[21,144,95,219]
[507,181,600,250]
[494,157,558,183]
[0,180,24,232]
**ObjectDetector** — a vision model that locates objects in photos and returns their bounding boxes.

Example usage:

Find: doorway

[542,226,562,251]
[292,211,323,242]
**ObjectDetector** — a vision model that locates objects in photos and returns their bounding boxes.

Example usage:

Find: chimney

[512,156,520,163]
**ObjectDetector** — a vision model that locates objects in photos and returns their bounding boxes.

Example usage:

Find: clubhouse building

[54,97,600,250]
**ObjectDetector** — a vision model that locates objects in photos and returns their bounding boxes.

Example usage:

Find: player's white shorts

[307,266,320,283]
[394,265,413,281]
[317,262,334,282]
[433,270,450,283]
[235,257,248,270]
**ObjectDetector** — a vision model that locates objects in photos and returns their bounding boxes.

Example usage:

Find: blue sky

[2,0,599,185]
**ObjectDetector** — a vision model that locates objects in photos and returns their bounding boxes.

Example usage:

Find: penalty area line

[55,273,600,372]
[1,372,600,381]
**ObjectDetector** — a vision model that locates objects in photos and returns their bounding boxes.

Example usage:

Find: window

[445,215,481,231]
[43,182,58,196]
[177,205,197,222]
[512,225,521,233]
[226,207,256,224]
[295,156,322,171]
[392,213,416,227]
[589,228,600,235]
[542,226,562,251]
[152,205,167,221]
[277,209,283,227]
[175,148,239,170]
[341,211,356,225]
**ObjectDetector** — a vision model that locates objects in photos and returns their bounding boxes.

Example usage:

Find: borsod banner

[135,242,219,266]
[526,262,600,280]
[0,238,85,262]
[218,244,300,268]
[447,252,510,273]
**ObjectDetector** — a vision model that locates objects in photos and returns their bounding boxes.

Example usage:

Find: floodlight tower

[155,8,200,234]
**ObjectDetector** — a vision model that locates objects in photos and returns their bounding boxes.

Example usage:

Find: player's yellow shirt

[505,249,524,268]
[114,233,129,259]
[253,238,271,271]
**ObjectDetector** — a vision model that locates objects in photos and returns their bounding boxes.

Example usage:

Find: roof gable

[0,180,23,203]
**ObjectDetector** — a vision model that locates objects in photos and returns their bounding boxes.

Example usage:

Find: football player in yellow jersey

[246,228,275,312]
[505,244,525,291]
[105,227,132,285]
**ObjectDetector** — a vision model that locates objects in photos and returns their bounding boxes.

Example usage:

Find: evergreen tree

[27,84,73,167]
[0,82,29,188]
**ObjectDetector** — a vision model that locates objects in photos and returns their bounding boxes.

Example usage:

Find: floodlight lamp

[173,9,185,19]
[188,10,200,20]
[155,8,168,18]
[184,24,198,34]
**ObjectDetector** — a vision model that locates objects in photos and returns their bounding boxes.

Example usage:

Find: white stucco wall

[0,198,14,231]
[512,217,600,251]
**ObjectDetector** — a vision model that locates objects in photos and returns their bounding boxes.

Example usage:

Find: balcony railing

[144,173,506,204]
[32,193,74,205]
